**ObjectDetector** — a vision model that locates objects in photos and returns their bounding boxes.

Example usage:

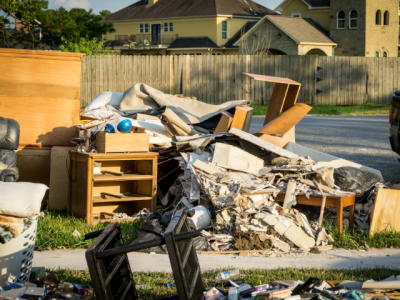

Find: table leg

[336,200,344,235]
[349,203,355,232]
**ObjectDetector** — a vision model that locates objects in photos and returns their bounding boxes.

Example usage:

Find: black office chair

[0,117,20,182]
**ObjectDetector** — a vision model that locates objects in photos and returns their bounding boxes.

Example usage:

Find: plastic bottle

[214,269,240,280]
[228,287,239,300]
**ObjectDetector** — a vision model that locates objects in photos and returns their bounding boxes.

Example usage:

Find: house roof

[224,21,258,48]
[234,15,336,46]
[275,0,330,12]
[104,0,277,21]
[168,37,221,49]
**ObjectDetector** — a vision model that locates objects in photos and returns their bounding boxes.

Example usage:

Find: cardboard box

[95,132,149,153]
[257,127,295,148]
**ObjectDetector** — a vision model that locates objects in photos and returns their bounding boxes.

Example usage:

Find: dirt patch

[233,231,272,250]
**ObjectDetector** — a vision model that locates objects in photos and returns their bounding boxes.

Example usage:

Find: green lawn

[37,211,400,251]
[251,104,390,117]
[52,267,400,299]
[36,210,142,250]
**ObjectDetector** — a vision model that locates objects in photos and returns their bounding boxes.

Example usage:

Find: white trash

[0,217,38,287]
[187,206,211,229]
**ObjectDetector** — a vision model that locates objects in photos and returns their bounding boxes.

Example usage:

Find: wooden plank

[204,55,209,102]
[245,55,251,100]
[366,58,373,103]
[211,56,216,104]
[81,57,87,108]
[370,189,400,234]
[331,56,337,105]
[393,57,398,98]
[228,55,233,101]
[199,54,204,101]
[360,56,367,104]
[95,56,100,97]
[214,111,234,134]
[169,56,174,94]
[201,250,264,255]
[264,83,289,125]
[378,56,383,103]
[235,55,242,100]
[258,103,311,136]
[231,106,254,132]
[250,55,255,103]
[182,55,187,96]
[174,55,179,94]
[190,56,196,100]
[217,55,222,103]
[207,55,212,103]
[374,57,379,104]
[282,84,301,112]
[186,55,191,96]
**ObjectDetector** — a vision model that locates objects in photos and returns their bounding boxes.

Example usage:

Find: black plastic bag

[334,167,381,199]
[130,219,167,254]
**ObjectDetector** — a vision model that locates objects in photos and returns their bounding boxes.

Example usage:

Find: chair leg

[336,200,344,235]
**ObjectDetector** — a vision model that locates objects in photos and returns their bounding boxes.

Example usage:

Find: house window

[384,11,389,25]
[222,20,228,40]
[376,10,381,25]
[164,23,168,32]
[169,22,173,32]
[375,50,381,57]
[140,24,149,33]
[337,11,345,29]
[383,50,389,57]
[349,10,358,28]
[291,13,301,17]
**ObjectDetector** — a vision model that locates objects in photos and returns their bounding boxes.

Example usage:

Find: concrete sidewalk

[33,248,400,271]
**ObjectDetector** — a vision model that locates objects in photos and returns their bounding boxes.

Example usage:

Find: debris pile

[75,79,388,255]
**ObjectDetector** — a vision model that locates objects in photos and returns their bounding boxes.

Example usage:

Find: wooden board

[231,106,254,132]
[242,72,300,85]
[369,189,400,234]
[257,127,295,148]
[16,147,51,205]
[257,103,311,136]
[0,49,85,147]
[95,132,149,153]
[214,111,233,134]
[264,83,289,125]
[48,146,74,210]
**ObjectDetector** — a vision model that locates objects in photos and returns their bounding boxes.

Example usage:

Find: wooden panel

[70,160,88,219]
[214,111,234,134]
[16,148,51,205]
[370,189,400,234]
[231,106,254,132]
[264,83,289,125]
[0,50,83,147]
[282,84,301,112]
[257,103,311,136]
[243,72,300,85]
[49,146,74,210]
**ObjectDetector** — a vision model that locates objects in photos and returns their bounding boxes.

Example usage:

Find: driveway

[250,115,399,183]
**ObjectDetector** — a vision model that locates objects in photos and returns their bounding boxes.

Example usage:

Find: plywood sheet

[243,72,300,85]
[369,189,400,234]
[48,146,73,210]
[0,49,84,147]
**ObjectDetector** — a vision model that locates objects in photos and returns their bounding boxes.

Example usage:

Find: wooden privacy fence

[81,55,399,107]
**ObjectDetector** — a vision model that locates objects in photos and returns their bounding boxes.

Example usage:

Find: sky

[47,0,283,14]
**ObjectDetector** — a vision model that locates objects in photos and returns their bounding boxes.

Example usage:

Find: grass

[51,267,400,299]
[36,210,142,250]
[325,223,400,249]
[251,104,390,117]
[37,211,400,250]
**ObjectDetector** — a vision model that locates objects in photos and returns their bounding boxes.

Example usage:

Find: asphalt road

[250,115,400,183]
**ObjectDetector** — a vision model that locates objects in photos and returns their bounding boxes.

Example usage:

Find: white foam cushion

[83,91,124,112]
[0,182,48,217]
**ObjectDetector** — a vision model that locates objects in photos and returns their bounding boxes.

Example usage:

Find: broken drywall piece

[296,212,315,238]
[316,228,334,246]
[316,166,335,188]
[283,180,296,208]
[285,142,383,179]
[180,197,194,209]
[212,142,264,176]
[284,224,315,249]
[192,160,218,174]
[229,128,299,159]
[268,235,291,252]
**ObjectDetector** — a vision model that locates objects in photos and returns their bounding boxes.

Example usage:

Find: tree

[59,36,107,56]
[0,0,115,50]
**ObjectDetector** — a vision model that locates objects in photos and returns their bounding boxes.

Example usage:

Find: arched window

[350,10,358,28]
[337,11,345,29]
[375,50,381,57]
[384,11,389,25]
[376,10,381,25]
[383,50,389,57]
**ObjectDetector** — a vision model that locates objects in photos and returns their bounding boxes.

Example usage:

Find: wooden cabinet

[69,152,158,225]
